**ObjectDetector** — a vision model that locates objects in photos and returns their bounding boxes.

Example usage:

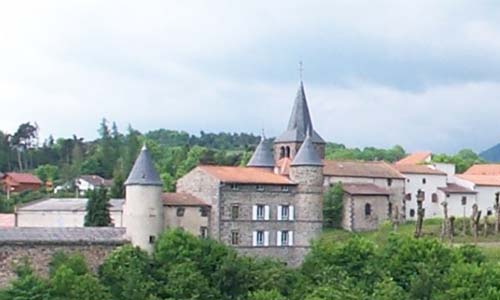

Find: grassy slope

[321,218,500,261]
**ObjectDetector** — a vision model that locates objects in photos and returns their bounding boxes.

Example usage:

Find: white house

[75,175,113,196]
[393,164,448,219]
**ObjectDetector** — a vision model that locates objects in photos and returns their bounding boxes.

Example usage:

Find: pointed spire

[125,145,162,186]
[276,81,325,144]
[247,136,275,168]
[291,133,323,167]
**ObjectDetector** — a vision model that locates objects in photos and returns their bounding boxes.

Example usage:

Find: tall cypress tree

[84,188,112,227]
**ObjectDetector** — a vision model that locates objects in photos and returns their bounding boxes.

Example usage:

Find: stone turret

[123,145,163,253]
[274,81,325,162]
[247,137,275,171]
[289,133,323,253]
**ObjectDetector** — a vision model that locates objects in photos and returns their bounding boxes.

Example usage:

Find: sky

[2,1,500,154]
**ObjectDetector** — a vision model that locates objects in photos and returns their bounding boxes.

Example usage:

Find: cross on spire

[299,61,303,81]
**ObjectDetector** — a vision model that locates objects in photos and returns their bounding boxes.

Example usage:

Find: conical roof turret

[276,81,325,144]
[291,131,323,167]
[125,145,162,186]
[247,137,275,168]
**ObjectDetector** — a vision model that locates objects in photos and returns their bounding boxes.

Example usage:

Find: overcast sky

[2,1,500,153]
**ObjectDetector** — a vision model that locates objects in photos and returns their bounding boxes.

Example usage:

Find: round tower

[247,136,275,171]
[289,133,323,260]
[123,145,164,253]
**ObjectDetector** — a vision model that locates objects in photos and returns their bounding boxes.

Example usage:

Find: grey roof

[0,227,127,245]
[125,145,162,186]
[275,82,325,144]
[291,134,323,166]
[77,175,112,187]
[17,198,124,212]
[247,138,275,168]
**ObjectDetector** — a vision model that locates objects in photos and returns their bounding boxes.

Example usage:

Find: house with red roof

[1,172,42,195]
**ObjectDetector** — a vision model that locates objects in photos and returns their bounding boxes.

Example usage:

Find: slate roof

[396,151,432,165]
[323,160,405,179]
[464,164,500,176]
[198,165,295,185]
[247,138,275,168]
[275,82,325,144]
[456,175,500,187]
[4,172,42,185]
[438,183,477,194]
[0,227,127,245]
[291,134,323,166]
[125,145,162,186]
[17,198,124,212]
[342,183,391,196]
[393,164,447,175]
[162,192,210,206]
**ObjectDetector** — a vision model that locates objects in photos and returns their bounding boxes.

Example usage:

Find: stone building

[341,183,391,231]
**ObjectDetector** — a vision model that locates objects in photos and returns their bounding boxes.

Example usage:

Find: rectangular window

[200,226,208,238]
[149,235,156,244]
[281,230,289,246]
[231,230,239,245]
[281,186,289,192]
[256,231,264,246]
[230,184,239,191]
[176,207,185,217]
[281,205,289,220]
[200,207,208,217]
[461,196,467,205]
[387,178,393,187]
[256,205,265,220]
[231,204,239,220]
[256,185,264,191]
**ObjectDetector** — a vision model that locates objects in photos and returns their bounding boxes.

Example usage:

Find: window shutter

[252,231,257,246]
[264,205,270,220]
[252,205,257,220]
[288,231,294,246]
[289,205,294,221]
[277,205,282,221]
[264,231,269,246]
[277,231,282,246]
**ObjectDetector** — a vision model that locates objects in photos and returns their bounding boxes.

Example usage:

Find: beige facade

[164,205,209,238]
[16,210,123,227]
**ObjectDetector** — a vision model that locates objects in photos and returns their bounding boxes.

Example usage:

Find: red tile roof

[323,160,405,179]
[464,164,500,176]
[0,214,15,227]
[456,174,500,187]
[5,172,42,184]
[342,183,390,196]
[392,164,446,175]
[199,165,295,185]
[162,192,210,206]
[396,151,432,165]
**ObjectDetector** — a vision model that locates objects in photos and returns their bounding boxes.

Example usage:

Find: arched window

[280,146,285,159]
[365,203,372,216]
[285,146,291,158]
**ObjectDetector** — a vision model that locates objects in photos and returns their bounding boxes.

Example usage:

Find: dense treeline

[1,229,498,300]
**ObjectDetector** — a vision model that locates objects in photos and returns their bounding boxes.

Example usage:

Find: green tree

[84,188,111,226]
[35,164,59,184]
[248,289,287,300]
[323,183,344,228]
[0,261,50,300]
[109,168,125,198]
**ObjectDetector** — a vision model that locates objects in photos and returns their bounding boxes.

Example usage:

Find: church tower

[274,82,325,162]
[123,145,164,253]
[289,132,324,254]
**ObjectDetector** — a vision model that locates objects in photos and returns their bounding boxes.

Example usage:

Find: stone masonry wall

[0,242,122,287]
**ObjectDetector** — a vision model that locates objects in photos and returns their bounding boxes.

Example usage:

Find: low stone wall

[0,242,123,287]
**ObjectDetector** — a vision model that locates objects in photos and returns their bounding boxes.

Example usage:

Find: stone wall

[0,242,122,287]
[164,205,209,237]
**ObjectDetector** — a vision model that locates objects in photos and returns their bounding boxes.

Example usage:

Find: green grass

[321,218,500,261]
